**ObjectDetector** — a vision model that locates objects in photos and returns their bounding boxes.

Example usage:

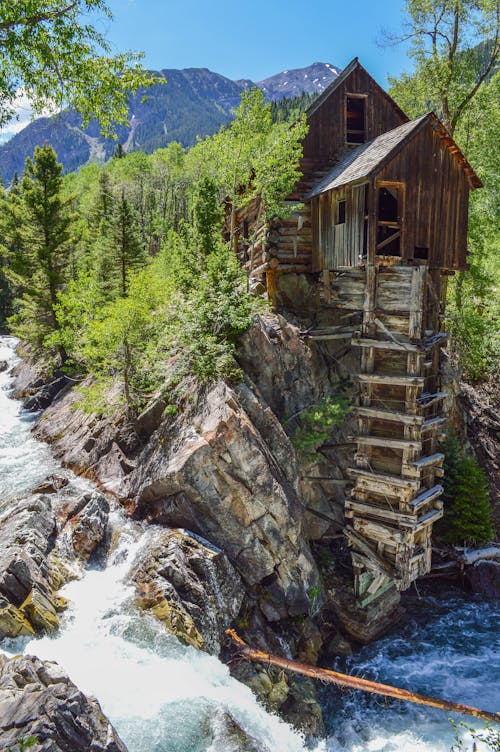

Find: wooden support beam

[345,528,395,576]
[357,373,425,386]
[422,417,446,432]
[225,630,500,723]
[349,435,422,451]
[418,392,446,407]
[354,406,424,426]
[407,484,443,511]
[352,337,419,352]
[347,467,420,490]
[399,507,444,530]
[346,499,416,525]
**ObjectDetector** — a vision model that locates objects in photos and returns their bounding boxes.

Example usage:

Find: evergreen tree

[8,146,74,362]
[443,454,494,545]
[114,188,145,297]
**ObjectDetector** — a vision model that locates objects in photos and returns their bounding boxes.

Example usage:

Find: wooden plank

[354,406,424,425]
[345,528,395,576]
[358,373,424,386]
[352,337,419,352]
[400,507,444,530]
[349,435,422,451]
[410,453,444,469]
[407,484,443,510]
[346,499,416,525]
[422,417,446,431]
[347,467,420,490]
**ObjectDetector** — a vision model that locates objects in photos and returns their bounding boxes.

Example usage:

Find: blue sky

[0,0,414,138]
[103,0,413,84]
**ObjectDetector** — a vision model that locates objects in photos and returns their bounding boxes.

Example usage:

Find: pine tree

[7,146,74,362]
[114,188,145,297]
[444,454,494,546]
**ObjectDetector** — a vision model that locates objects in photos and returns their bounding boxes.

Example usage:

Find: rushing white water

[321,593,500,752]
[0,336,321,752]
[0,334,498,752]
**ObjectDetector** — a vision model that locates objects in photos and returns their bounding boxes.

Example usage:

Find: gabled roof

[306,112,482,198]
[306,57,409,123]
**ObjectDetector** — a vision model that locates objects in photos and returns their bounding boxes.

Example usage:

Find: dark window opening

[378,187,399,222]
[346,96,366,143]
[414,246,429,260]
[376,185,402,257]
[337,199,346,224]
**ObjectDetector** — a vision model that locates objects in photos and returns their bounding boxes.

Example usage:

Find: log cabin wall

[373,126,470,270]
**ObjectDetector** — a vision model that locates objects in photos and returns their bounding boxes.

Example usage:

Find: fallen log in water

[226,629,500,724]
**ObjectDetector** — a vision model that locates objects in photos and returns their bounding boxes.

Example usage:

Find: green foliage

[4,86,305,415]
[2,145,74,360]
[439,432,494,546]
[387,1,499,135]
[389,12,500,382]
[0,0,160,135]
[270,92,318,123]
[7,736,37,752]
[290,394,351,461]
[450,719,500,752]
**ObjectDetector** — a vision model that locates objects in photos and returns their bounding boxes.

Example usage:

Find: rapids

[0,335,498,751]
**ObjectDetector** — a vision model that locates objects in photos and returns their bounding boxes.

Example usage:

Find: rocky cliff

[15,301,403,732]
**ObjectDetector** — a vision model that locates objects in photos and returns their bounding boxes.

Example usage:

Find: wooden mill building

[232,58,481,606]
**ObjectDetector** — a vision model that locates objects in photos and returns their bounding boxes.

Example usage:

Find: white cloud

[0,90,58,138]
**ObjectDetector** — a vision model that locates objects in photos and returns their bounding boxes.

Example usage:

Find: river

[0,335,498,752]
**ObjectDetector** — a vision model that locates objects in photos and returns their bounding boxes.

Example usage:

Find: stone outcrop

[130,527,244,654]
[54,491,110,561]
[0,487,110,639]
[0,653,127,751]
[465,560,500,599]
[0,495,60,638]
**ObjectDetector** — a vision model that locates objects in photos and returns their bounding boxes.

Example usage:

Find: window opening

[376,185,402,257]
[414,246,429,260]
[346,95,366,143]
[337,199,346,224]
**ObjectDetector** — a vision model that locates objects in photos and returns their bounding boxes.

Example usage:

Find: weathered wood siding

[302,66,407,176]
[374,126,469,269]
[312,184,366,270]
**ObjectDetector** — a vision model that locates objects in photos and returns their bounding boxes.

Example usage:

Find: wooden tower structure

[231,59,481,605]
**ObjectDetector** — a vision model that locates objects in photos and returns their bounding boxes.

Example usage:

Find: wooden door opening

[376,182,404,258]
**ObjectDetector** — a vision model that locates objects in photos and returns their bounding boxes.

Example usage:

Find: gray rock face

[466,560,500,599]
[0,653,127,751]
[131,379,320,620]
[0,495,59,638]
[130,528,244,654]
[63,492,110,561]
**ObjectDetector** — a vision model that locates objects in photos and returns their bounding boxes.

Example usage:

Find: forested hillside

[0,63,337,186]
[0,89,307,415]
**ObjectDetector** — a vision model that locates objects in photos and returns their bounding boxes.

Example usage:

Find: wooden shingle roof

[306,113,482,197]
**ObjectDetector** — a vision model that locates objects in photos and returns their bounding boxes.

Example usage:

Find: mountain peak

[257,62,340,100]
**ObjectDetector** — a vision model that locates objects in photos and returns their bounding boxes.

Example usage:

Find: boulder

[0,360,8,373]
[23,375,71,411]
[69,492,110,560]
[32,475,69,495]
[465,560,500,599]
[207,710,269,752]
[130,528,244,654]
[0,654,127,751]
